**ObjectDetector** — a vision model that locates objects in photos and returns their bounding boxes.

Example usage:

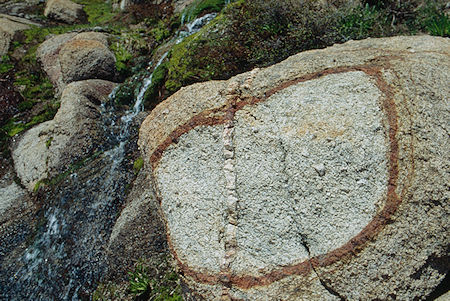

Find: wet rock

[107,165,168,279]
[37,32,116,95]
[138,36,450,300]
[44,0,87,24]
[0,167,35,269]
[12,79,117,191]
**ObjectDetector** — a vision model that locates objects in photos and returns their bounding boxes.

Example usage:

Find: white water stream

[3,13,218,301]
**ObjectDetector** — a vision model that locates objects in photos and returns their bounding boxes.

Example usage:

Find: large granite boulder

[138,36,449,300]
[12,79,117,191]
[36,32,116,95]
[44,0,87,24]
[59,38,116,83]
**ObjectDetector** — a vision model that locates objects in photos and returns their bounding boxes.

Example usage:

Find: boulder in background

[44,0,87,24]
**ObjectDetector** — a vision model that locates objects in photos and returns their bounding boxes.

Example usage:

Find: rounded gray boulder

[59,39,117,83]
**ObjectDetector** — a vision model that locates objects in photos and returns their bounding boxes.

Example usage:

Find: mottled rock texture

[139,36,449,300]
[44,0,87,24]
[36,32,116,95]
[12,80,117,191]
[0,13,40,56]
[59,38,116,83]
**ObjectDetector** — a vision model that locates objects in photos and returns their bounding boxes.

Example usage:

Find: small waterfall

[176,13,217,44]
[1,12,218,301]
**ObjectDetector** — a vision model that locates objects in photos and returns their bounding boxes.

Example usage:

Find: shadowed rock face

[139,35,449,300]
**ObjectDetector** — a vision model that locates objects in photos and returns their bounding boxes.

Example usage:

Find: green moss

[133,157,144,174]
[182,0,228,23]
[143,61,168,108]
[114,81,136,106]
[0,55,14,73]
[73,0,116,25]
[151,20,171,42]
[165,31,207,93]
[2,119,26,137]
[18,100,35,111]
[45,137,53,148]
[109,38,133,79]
[33,150,103,192]
[1,101,59,137]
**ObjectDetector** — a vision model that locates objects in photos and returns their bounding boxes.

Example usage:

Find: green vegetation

[426,12,449,37]
[143,61,168,109]
[45,137,53,148]
[2,102,59,137]
[128,260,182,300]
[150,20,171,43]
[182,0,228,23]
[15,71,54,104]
[33,150,102,192]
[160,0,449,98]
[338,4,381,40]
[133,157,144,174]
[128,263,151,297]
[109,38,134,78]
[0,55,14,73]
[73,0,116,25]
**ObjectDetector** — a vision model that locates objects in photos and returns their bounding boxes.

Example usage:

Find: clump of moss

[182,0,228,23]
[73,0,116,25]
[133,157,144,174]
[109,37,134,79]
[143,61,168,109]
[165,0,345,94]
[0,55,14,73]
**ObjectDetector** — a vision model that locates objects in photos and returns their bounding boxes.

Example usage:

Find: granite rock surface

[36,31,116,95]
[12,79,117,191]
[44,0,87,24]
[139,35,450,300]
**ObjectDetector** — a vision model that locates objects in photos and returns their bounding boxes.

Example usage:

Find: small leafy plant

[133,157,144,174]
[427,13,450,37]
[128,263,151,296]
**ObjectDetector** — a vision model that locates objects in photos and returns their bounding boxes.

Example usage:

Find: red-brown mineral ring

[151,62,401,290]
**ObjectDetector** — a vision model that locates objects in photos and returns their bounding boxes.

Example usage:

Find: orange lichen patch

[62,39,106,50]
[150,57,402,290]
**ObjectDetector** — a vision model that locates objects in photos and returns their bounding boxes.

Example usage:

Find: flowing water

[1,14,217,301]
